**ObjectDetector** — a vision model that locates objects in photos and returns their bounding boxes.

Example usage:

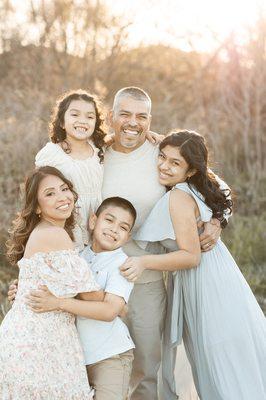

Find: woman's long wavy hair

[49,89,106,163]
[6,166,78,265]
[159,130,233,218]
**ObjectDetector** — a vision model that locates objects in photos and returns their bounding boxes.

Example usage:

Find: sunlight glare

[106,0,264,51]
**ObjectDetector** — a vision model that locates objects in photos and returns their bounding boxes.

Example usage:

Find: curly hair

[49,89,106,163]
[6,166,78,265]
[159,130,233,219]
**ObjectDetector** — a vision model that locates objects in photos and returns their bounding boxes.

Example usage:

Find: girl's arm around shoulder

[145,188,201,268]
[121,189,201,281]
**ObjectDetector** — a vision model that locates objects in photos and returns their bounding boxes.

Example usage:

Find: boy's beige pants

[87,349,133,400]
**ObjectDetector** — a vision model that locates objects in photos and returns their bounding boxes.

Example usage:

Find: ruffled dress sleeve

[35,143,68,169]
[134,182,213,246]
[37,249,100,297]
[134,191,173,248]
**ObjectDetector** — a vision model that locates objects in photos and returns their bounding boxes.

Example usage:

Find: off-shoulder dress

[0,249,100,399]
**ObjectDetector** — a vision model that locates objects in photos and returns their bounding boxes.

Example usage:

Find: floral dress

[0,249,100,399]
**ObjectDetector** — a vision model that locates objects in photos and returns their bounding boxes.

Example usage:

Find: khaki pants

[124,279,167,400]
[87,349,134,400]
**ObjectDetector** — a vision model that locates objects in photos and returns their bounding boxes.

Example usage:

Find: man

[102,86,221,399]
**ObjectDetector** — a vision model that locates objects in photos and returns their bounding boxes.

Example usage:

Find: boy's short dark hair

[96,197,137,228]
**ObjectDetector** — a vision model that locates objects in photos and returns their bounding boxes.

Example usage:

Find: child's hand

[120,257,145,282]
[26,285,60,313]
[105,133,115,147]
[7,279,18,304]
[146,130,164,145]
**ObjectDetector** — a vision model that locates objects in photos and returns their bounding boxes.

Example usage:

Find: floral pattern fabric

[0,250,99,399]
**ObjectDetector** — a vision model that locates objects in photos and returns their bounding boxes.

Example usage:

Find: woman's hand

[26,285,60,313]
[146,131,164,145]
[120,257,146,282]
[7,279,18,304]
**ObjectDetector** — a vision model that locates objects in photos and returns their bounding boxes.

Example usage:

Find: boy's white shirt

[76,246,135,365]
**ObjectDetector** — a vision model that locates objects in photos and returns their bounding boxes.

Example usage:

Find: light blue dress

[134,182,266,400]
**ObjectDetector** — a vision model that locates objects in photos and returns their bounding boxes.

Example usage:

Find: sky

[9,0,265,52]
[105,0,264,51]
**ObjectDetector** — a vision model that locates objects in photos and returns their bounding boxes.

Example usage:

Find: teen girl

[122,130,266,400]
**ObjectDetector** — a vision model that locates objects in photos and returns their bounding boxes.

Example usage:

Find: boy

[26,197,136,400]
[76,196,136,400]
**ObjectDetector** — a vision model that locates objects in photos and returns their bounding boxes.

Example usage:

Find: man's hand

[25,285,60,313]
[8,279,18,304]
[198,218,221,252]
[120,257,145,282]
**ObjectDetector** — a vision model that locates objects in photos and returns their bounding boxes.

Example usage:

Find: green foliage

[223,213,266,269]
[223,213,266,306]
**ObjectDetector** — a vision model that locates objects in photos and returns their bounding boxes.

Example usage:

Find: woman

[121,130,266,399]
[0,166,102,399]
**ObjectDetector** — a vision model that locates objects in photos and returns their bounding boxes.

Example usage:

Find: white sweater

[102,140,166,283]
